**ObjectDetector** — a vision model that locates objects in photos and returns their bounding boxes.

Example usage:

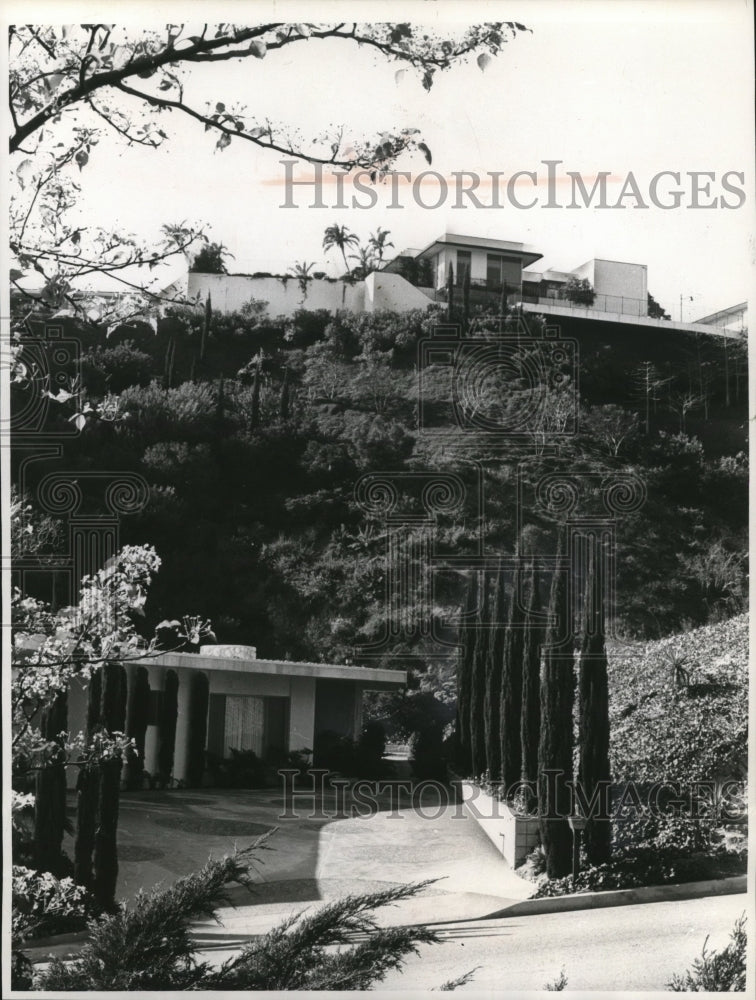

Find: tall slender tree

[33,692,68,874]
[500,561,526,793]
[577,540,612,864]
[454,572,476,774]
[520,558,542,796]
[462,268,471,332]
[484,563,506,782]
[446,264,455,322]
[323,223,359,276]
[469,574,489,777]
[537,529,575,878]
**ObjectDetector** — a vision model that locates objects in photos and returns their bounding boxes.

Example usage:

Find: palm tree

[349,246,376,280]
[367,227,394,266]
[289,260,316,295]
[323,223,359,276]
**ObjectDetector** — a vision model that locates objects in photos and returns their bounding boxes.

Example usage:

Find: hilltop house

[174,232,740,339]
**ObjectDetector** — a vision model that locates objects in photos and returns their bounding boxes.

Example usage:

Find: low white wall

[364,270,437,312]
[188,273,365,316]
[459,779,540,868]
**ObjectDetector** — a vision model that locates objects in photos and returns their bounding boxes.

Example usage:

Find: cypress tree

[125,667,150,790]
[200,292,211,362]
[578,545,612,865]
[75,667,101,890]
[484,564,506,782]
[462,267,471,333]
[454,572,475,774]
[469,575,488,777]
[33,691,68,875]
[500,562,526,794]
[520,558,542,795]
[91,663,127,909]
[250,360,261,428]
[537,530,575,878]
[446,263,455,322]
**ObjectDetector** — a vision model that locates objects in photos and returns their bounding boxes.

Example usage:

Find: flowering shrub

[12,866,95,942]
[11,544,161,772]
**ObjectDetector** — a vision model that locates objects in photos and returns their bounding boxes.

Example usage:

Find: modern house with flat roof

[177,232,739,339]
[65,645,406,789]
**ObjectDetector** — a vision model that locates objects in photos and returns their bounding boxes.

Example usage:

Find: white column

[172,667,193,785]
[353,684,364,740]
[143,665,165,776]
[288,676,316,752]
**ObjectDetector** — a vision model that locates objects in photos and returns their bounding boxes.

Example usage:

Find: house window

[207,694,289,758]
[486,254,521,291]
[224,695,265,754]
[456,250,471,285]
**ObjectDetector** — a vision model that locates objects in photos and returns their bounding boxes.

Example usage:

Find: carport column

[353,683,364,740]
[143,665,165,776]
[289,676,316,752]
[172,667,193,785]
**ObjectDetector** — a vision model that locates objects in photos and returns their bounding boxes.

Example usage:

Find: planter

[458,779,540,868]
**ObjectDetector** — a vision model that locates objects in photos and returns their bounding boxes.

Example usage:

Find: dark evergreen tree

[92,662,127,910]
[250,360,261,428]
[462,268,471,333]
[469,574,488,777]
[446,263,454,322]
[125,667,150,790]
[578,543,612,864]
[200,292,211,363]
[454,572,475,774]
[520,558,542,795]
[537,530,575,878]
[33,691,68,875]
[500,561,526,793]
[484,564,506,782]
[75,668,101,890]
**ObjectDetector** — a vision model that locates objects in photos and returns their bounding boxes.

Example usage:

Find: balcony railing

[433,281,647,318]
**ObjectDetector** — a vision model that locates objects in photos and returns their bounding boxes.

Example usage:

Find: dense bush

[31,843,440,992]
[410,725,447,782]
[12,866,96,942]
[667,915,747,992]
[531,843,745,898]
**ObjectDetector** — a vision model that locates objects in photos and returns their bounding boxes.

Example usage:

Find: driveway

[61,780,534,944]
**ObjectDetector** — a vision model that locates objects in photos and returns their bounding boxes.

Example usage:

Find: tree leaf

[216,102,225,113]
[248,40,267,58]
[216,133,231,152]
[75,149,89,170]
[418,142,432,165]
[16,159,34,190]
[477,53,491,72]
[395,69,407,85]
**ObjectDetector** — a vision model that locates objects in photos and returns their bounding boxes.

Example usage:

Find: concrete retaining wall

[459,780,540,868]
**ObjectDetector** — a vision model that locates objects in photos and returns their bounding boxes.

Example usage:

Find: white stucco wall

[364,271,437,312]
[572,259,647,304]
[187,273,365,316]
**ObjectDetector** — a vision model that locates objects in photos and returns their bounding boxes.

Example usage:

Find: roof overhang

[416,233,543,268]
[151,652,407,689]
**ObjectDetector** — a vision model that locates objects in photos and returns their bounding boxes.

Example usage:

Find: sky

[4,0,755,321]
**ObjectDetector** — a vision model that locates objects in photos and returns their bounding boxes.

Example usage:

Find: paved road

[378,893,747,992]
